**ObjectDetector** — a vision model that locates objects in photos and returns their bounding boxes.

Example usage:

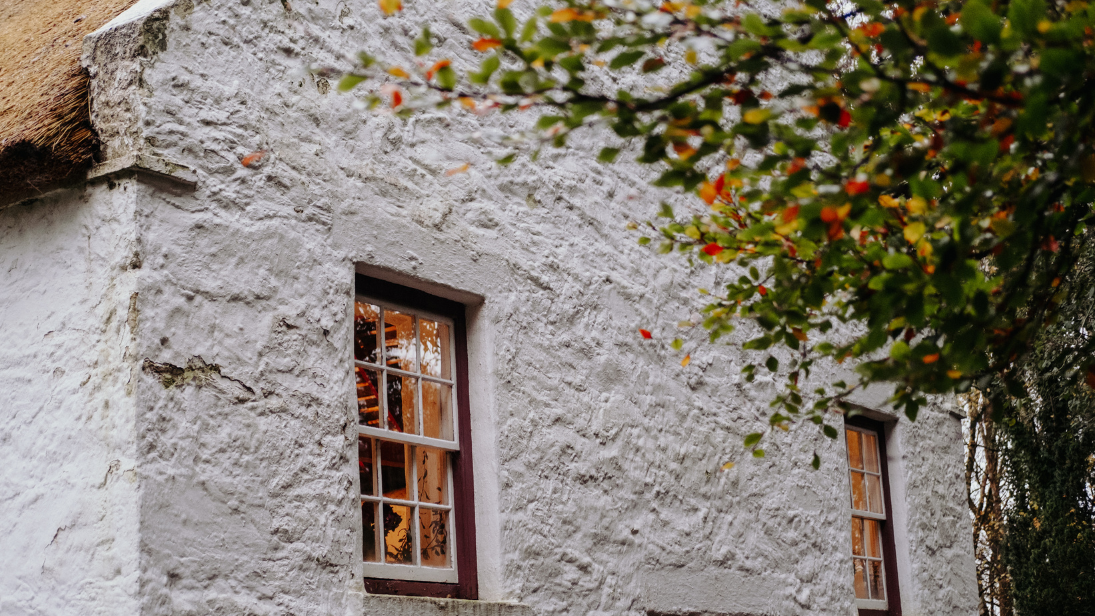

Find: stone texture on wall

[0,180,142,616]
[0,0,977,615]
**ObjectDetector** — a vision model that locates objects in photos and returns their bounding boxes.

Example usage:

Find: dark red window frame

[845,415,902,616]
[355,273,479,600]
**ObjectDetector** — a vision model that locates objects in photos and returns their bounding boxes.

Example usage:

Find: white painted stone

[0,1,978,615]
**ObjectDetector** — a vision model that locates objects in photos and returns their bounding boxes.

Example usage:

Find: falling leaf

[241,150,266,167]
[640,329,653,339]
[702,243,723,256]
[387,66,410,78]
[473,37,503,52]
[681,354,691,367]
[445,163,470,176]
[378,0,401,15]
[721,461,735,471]
[922,353,940,364]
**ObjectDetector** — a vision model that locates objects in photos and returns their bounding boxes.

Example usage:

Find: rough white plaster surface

[0,0,977,615]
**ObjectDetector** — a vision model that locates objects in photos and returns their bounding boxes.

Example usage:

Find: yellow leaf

[681,354,691,367]
[904,221,926,244]
[388,66,410,78]
[445,163,470,176]
[378,0,401,15]
[550,7,594,22]
[497,0,514,7]
[721,461,735,471]
[947,370,963,379]
[917,239,933,258]
[907,196,927,215]
[685,49,698,65]
[742,108,771,124]
[879,194,900,208]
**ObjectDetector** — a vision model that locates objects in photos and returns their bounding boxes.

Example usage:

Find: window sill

[363,594,534,616]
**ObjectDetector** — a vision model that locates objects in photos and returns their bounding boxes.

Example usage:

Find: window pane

[420,508,450,568]
[417,447,448,505]
[863,432,880,473]
[868,559,886,600]
[363,501,379,562]
[380,441,411,500]
[867,474,884,514]
[846,429,863,470]
[853,558,869,599]
[851,517,864,556]
[421,381,454,441]
[383,503,414,564]
[358,437,375,496]
[384,310,417,373]
[420,319,451,379]
[865,519,883,558]
[385,374,417,434]
[354,302,381,364]
[850,471,867,511]
[356,367,381,427]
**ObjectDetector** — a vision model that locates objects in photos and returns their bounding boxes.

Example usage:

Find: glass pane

[419,508,450,568]
[865,519,883,558]
[863,432,880,473]
[358,437,375,496]
[850,471,867,511]
[417,447,448,505]
[385,374,417,434]
[868,559,886,600]
[380,441,411,500]
[421,381,454,441]
[420,319,451,379]
[847,429,863,470]
[850,516,864,556]
[867,474,884,514]
[354,302,381,364]
[383,503,414,565]
[362,501,379,562]
[356,367,381,427]
[384,310,417,373]
[853,558,869,599]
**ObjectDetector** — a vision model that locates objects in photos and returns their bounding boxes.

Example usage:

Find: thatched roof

[0,0,138,204]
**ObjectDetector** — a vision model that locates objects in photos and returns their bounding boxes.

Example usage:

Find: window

[845,417,901,616]
[353,274,478,599]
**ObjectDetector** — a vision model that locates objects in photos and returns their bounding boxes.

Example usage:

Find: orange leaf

[672,142,696,160]
[550,7,594,22]
[241,150,266,167]
[699,181,718,205]
[681,354,691,367]
[472,37,503,52]
[757,285,767,296]
[426,59,452,80]
[791,328,807,342]
[1086,368,1095,390]
[378,0,401,15]
[907,82,932,93]
[387,66,410,78]
[922,353,940,364]
[782,204,800,224]
[859,22,885,37]
[445,163,470,176]
[702,243,723,256]
[820,203,851,223]
[497,0,514,7]
[947,370,963,379]
[639,329,653,339]
[845,180,869,195]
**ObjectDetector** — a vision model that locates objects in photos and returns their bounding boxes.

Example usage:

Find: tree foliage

[331,0,1095,454]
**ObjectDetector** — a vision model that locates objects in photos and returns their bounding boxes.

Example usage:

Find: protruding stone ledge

[88,154,197,188]
[362,595,535,616]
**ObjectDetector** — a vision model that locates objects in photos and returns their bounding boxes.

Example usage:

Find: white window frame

[356,294,460,584]
[846,424,889,612]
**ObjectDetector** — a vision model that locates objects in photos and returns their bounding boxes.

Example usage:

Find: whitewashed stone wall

[0,0,977,614]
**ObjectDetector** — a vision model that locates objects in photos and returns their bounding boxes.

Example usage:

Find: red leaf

[845,180,869,196]
[702,243,723,256]
[241,150,266,167]
[838,108,852,128]
[639,329,653,339]
[922,353,940,364]
[757,285,767,296]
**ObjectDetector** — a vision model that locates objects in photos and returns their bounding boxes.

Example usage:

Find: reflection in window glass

[356,367,381,427]
[420,508,449,568]
[421,381,453,441]
[384,310,417,373]
[386,374,417,434]
[384,503,414,564]
[419,319,451,379]
[847,426,887,605]
[354,302,381,364]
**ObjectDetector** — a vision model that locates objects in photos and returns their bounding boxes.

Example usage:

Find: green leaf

[469,17,501,38]
[598,147,620,163]
[744,336,773,350]
[744,432,763,447]
[753,448,766,458]
[338,74,366,92]
[883,253,915,270]
[823,424,838,439]
[766,356,779,372]
[435,66,456,91]
[414,26,433,56]
[671,338,683,350]
[520,17,538,42]
[495,153,516,165]
[610,50,645,70]
[470,55,501,84]
[1008,0,1047,39]
[811,453,820,470]
[494,7,517,38]
[959,0,1002,43]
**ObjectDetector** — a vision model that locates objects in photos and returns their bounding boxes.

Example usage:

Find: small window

[354,274,477,599]
[845,418,901,615]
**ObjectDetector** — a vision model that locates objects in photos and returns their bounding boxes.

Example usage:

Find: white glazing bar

[358,427,459,451]
[355,361,453,386]
[378,310,387,431]
[850,509,886,521]
[411,444,421,567]
[360,495,452,511]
